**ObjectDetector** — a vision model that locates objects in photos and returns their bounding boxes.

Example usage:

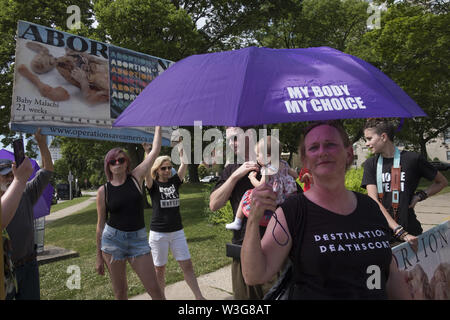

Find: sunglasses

[108,157,126,166]
[160,166,172,171]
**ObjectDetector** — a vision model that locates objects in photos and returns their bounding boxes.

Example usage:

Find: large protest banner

[392,221,450,299]
[10,20,174,145]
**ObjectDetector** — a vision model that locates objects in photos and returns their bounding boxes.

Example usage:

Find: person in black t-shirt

[95,127,163,300]
[210,127,281,300]
[145,144,204,300]
[361,119,448,249]
[241,121,412,299]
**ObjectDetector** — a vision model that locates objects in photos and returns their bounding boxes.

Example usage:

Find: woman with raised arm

[145,144,205,300]
[95,127,163,300]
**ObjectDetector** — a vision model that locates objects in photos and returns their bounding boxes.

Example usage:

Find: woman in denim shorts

[145,144,205,300]
[95,127,163,300]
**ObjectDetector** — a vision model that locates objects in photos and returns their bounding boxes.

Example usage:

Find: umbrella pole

[0,205,5,300]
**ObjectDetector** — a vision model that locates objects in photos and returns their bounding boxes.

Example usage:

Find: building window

[447,151,450,161]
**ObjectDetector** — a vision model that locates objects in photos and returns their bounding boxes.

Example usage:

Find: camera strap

[377,147,401,221]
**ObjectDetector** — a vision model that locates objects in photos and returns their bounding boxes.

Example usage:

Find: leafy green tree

[253,0,370,51]
[93,0,204,61]
[349,2,450,157]
[0,0,94,146]
[53,136,117,186]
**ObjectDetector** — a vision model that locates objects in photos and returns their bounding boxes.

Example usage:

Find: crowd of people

[1,119,448,300]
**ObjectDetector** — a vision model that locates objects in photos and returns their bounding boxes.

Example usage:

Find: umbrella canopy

[113,46,426,127]
[0,149,54,219]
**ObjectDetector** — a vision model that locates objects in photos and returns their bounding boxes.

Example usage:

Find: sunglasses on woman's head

[109,157,126,165]
[160,166,172,171]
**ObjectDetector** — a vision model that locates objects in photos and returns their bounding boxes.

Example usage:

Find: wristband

[395,229,406,240]
[414,190,428,202]
[393,226,403,234]
[400,232,409,241]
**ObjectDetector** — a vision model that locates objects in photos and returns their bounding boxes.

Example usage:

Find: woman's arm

[367,184,418,252]
[409,171,448,209]
[35,128,54,172]
[366,184,398,230]
[177,144,188,181]
[95,185,107,276]
[133,126,162,185]
[143,142,154,190]
[241,184,291,285]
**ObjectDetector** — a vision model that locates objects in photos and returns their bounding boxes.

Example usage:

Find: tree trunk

[189,163,199,182]
[419,139,428,160]
[125,143,141,169]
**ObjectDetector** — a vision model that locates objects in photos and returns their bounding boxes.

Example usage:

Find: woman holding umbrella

[95,127,163,300]
[241,121,411,299]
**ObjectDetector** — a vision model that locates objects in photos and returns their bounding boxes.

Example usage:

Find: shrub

[345,168,367,194]
[203,183,234,225]
[198,164,209,179]
[206,201,234,225]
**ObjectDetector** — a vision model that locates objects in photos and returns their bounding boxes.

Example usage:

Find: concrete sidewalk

[130,264,233,300]
[45,196,96,225]
[414,192,450,232]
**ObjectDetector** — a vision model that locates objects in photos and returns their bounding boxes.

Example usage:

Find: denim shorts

[101,224,151,261]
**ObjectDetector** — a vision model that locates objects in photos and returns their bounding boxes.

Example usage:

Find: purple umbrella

[0,149,54,219]
[113,46,426,127]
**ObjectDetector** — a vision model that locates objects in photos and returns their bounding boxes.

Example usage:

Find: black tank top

[106,175,145,232]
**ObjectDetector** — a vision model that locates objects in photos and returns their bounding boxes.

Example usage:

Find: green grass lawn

[40,183,232,300]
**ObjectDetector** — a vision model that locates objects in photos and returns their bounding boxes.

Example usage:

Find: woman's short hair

[151,155,172,180]
[299,120,352,170]
[104,148,131,181]
[364,118,395,142]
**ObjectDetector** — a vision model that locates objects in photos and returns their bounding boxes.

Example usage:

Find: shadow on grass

[179,182,209,195]
[187,235,216,243]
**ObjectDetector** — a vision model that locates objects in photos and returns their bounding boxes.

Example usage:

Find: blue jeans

[101,224,151,262]
[6,258,40,300]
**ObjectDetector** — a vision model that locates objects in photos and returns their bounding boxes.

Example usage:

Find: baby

[226,136,298,230]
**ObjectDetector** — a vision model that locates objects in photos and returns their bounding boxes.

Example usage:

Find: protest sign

[392,221,450,299]
[10,20,174,145]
